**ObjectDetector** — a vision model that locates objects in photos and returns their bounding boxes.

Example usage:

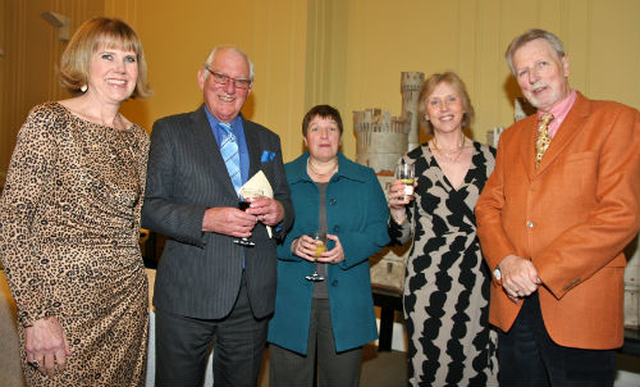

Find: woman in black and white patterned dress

[388,72,498,386]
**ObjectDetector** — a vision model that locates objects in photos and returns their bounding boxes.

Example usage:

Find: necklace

[431,133,466,163]
[307,158,338,177]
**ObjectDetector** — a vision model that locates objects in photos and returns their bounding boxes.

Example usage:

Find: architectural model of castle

[354,72,424,173]
[354,72,424,292]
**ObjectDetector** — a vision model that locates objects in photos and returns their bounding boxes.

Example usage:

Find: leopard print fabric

[0,102,150,386]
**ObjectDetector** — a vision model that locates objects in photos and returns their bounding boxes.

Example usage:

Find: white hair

[203,45,255,81]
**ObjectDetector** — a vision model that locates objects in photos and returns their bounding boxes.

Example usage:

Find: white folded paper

[239,170,274,238]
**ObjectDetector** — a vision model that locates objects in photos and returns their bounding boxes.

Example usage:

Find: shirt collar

[537,89,577,119]
[537,89,578,137]
[203,105,242,132]
[289,152,368,184]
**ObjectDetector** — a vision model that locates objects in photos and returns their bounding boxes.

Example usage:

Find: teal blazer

[268,152,390,354]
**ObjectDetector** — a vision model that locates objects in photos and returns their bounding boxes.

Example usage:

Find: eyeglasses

[205,67,252,90]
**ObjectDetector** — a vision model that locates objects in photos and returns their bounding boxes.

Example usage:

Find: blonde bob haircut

[59,17,151,98]
[418,71,475,135]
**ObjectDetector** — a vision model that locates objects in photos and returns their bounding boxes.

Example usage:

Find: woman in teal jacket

[268,105,390,387]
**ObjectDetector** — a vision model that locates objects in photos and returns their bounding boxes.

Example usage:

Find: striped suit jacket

[141,105,293,319]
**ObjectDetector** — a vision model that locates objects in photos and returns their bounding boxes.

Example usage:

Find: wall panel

[0,0,104,184]
[589,0,639,105]
[1,0,638,171]
[104,0,308,161]
[318,0,639,159]
[250,0,308,159]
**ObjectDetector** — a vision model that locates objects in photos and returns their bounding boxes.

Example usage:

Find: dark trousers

[269,298,362,387]
[155,273,269,387]
[498,292,616,387]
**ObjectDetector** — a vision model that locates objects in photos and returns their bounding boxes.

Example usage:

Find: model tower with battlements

[354,71,424,173]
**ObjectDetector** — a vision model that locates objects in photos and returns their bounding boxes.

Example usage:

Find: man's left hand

[245,197,284,226]
[499,254,541,300]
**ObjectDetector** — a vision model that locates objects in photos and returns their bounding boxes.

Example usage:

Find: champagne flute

[394,163,415,200]
[304,231,326,282]
[235,188,264,247]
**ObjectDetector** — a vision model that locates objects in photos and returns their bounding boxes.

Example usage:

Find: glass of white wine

[304,230,326,282]
[394,163,415,200]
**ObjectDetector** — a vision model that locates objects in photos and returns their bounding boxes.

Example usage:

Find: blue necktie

[219,123,242,193]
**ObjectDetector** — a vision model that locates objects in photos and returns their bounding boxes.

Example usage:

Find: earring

[80,84,88,93]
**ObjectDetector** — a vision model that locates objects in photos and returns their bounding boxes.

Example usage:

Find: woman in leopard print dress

[0,18,151,386]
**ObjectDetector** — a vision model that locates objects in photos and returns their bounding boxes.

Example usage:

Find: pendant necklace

[432,134,466,163]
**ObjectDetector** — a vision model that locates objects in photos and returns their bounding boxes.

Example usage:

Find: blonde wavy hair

[59,17,151,98]
[418,71,475,135]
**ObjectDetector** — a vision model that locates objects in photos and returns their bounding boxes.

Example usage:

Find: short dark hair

[302,105,344,136]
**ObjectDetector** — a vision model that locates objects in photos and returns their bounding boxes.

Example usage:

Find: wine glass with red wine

[234,188,264,247]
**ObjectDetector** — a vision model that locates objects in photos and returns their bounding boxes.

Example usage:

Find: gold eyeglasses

[205,67,252,90]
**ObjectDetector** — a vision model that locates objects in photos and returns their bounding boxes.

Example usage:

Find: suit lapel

[518,115,538,181]
[243,118,262,180]
[535,94,590,175]
[192,106,238,197]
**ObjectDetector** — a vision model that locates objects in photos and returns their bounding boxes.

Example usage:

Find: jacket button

[526,221,534,228]
[329,198,337,205]
[331,280,338,287]
[333,225,340,232]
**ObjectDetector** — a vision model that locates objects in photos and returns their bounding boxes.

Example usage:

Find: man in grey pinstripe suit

[142,46,293,387]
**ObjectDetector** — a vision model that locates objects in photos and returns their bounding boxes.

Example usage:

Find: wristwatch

[493,265,502,281]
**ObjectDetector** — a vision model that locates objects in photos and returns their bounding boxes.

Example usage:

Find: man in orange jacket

[476,28,640,386]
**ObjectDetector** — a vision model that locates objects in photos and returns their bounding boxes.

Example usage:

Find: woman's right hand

[24,315,71,377]
[388,179,415,223]
[291,235,322,262]
[388,179,415,207]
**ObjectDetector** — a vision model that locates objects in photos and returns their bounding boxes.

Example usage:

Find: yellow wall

[1,0,638,176]
[106,0,309,162]
[0,0,105,182]
[313,0,640,155]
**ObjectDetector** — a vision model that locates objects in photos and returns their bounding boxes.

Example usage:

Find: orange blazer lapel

[518,115,537,181]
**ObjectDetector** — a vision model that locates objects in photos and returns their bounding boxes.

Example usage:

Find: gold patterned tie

[535,113,554,167]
